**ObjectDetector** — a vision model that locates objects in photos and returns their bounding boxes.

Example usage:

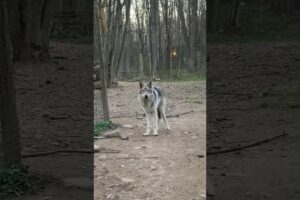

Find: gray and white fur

[138,82,170,136]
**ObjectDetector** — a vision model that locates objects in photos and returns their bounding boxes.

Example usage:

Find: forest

[0,0,299,199]
[94,0,206,88]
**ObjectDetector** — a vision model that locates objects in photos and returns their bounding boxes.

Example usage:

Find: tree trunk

[0,0,21,165]
[232,0,240,28]
[270,0,300,15]
[177,0,195,72]
[162,0,171,73]
[108,0,123,87]
[190,0,198,70]
[114,0,131,81]
[139,53,144,79]
[149,0,159,79]
[5,0,56,62]
[95,0,110,120]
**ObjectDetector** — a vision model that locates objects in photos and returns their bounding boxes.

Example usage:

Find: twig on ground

[21,149,93,158]
[110,110,194,119]
[19,148,121,158]
[102,156,159,160]
[207,92,253,97]
[110,114,134,119]
[167,110,194,118]
[207,132,288,155]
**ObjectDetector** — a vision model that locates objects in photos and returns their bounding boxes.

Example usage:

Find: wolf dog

[138,82,171,136]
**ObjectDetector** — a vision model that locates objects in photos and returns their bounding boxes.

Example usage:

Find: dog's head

[139,82,154,101]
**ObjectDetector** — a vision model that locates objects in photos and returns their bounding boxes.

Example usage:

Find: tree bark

[162,0,171,73]
[232,0,240,28]
[0,0,21,165]
[108,0,123,87]
[5,0,56,62]
[114,0,131,81]
[177,0,195,72]
[95,0,110,120]
[149,0,159,79]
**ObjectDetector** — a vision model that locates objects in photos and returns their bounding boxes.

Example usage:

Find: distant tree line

[94,0,206,88]
[207,0,300,32]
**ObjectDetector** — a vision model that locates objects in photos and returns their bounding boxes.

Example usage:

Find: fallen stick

[19,148,120,158]
[110,114,134,119]
[101,156,159,160]
[167,110,194,118]
[207,92,253,97]
[21,149,94,158]
[110,110,194,119]
[207,132,288,156]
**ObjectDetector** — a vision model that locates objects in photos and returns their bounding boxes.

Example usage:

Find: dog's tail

[157,108,162,119]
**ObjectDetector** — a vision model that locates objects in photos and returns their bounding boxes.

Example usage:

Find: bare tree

[7,0,56,61]
[161,0,172,73]
[95,0,110,120]
[98,0,205,80]
[0,0,56,165]
[0,0,21,165]
[149,0,159,79]
[177,0,195,72]
[114,0,132,80]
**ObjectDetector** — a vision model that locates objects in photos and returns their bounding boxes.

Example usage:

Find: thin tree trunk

[190,0,198,69]
[149,0,159,79]
[95,1,110,120]
[163,0,171,72]
[139,52,144,79]
[0,0,21,165]
[5,0,56,62]
[232,0,240,28]
[109,0,123,87]
[40,0,56,60]
[177,0,195,72]
[114,0,131,80]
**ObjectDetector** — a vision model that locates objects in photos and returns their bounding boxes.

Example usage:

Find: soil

[207,41,300,200]
[8,41,94,200]
[6,39,299,200]
[94,81,206,200]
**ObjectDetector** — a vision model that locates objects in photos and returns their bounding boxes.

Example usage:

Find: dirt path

[207,41,300,199]
[94,81,206,200]
[7,41,93,200]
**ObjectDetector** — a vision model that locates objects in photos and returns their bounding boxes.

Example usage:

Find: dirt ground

[94,81,206,200]
[8,41,94,200]
[7,39,300,200]
[207,41,300,200]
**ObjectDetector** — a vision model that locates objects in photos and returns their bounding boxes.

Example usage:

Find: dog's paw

[166,125,171,131]
[153,132,159,136]
[143,132,151,136]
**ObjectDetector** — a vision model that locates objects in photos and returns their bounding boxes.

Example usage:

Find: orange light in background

[172,50,177,57]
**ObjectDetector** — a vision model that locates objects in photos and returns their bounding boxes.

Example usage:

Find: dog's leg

[143,112,151,136]
[161,103,171,130]
[162,112,170,131]
[153,109,159,136]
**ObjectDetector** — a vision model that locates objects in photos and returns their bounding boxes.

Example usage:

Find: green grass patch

[185,95,202,104]
[0,164,31,199]
[94,120,117,136]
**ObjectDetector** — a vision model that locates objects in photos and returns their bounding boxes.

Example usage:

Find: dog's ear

[139,82,144,89]
[147,82,152,88]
